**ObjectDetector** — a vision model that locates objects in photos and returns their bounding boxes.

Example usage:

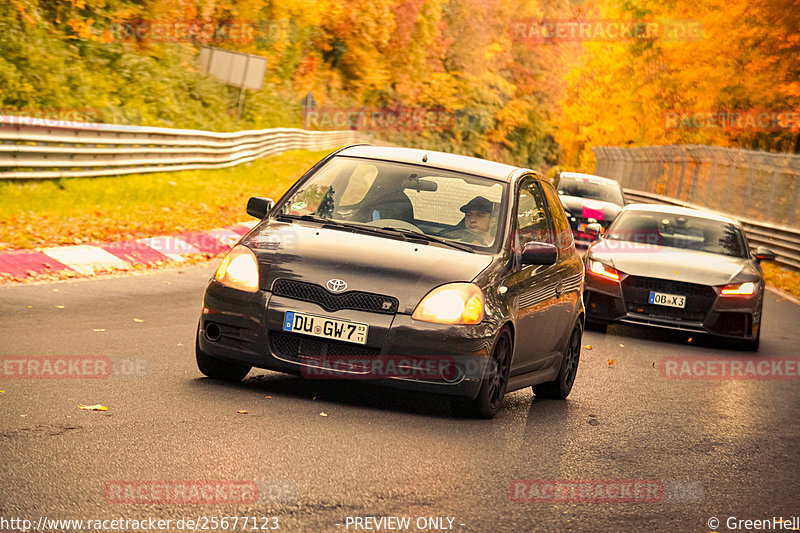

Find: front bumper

[197,281,496,399]
[584,272,761,340]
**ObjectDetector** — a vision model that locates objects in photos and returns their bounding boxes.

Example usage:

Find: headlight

[214,245,259,293]
[588,259,620,281]
[412,283,485,325]
[720,281,757,296]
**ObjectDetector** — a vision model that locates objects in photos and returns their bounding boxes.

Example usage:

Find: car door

[505,177,564,376]
[541,180,583,351]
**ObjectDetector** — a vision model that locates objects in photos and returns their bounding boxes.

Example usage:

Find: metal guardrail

[0,115,369,179]
[624,189,800,271]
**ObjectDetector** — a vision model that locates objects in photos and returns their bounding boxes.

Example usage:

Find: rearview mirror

[584,223,602,238]
[754,246,776,263]
[247,197,274,219]
[521,242,557,266]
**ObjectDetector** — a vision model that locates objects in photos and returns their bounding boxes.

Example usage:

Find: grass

[0,149,331,251]
[762,262,800,299]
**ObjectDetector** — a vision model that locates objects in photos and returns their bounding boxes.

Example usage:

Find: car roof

[559,172,621,186]
[336,145,529,182]
[621,203,740,225]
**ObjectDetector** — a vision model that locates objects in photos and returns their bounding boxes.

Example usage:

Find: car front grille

[621,276,717,322]
[270,331,381,362]
[270,279,399,315]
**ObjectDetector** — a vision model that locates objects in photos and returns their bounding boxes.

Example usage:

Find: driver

[460,196,494,245]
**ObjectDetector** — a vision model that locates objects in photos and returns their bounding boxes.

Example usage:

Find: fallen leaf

[619,343,625,348]
[237,410,248,414]
[0,390,5,393]
[674,270,679,274]
[133,318,144,322]
[652,362,656,368]
[79,404,108,411]
[312,395,317,400]
[687,337,694,343]
[607,359,616,366]
[585,345,592,350]
[53,289,59,292]
[55,305,65,309]
[319,412,328,417]
[292,435,299,439]
[20,414,26,417]
[93,328,105,332]
[177,342,183,347]
[265,396,272,399]
[27,305,33,309]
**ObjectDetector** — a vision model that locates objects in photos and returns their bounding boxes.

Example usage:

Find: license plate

[282,311,368,345]
[648,291,686,308]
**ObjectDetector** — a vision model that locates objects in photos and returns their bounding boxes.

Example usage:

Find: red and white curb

[0,221,258,280]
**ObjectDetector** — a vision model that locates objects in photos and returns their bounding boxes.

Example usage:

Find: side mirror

[754,246,776,263]
[247,197,274,219]
[585,223,602,238]
[521,242,557,266]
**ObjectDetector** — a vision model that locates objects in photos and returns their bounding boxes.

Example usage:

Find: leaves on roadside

[79,404,108,411]
[237,410,248,414]
[607,359,616,366]
[319,412,328,417]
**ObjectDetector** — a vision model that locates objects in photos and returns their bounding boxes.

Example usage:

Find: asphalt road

[1,263,799,533]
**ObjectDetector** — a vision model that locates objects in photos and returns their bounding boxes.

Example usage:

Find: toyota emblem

[326,279,348,292]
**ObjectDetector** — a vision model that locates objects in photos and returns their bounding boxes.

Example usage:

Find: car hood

[559,196,622,222]
[588,240,759,286]
[242,221,494,313]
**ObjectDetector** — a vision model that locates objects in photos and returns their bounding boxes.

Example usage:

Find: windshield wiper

[375,227,475,252]
[276,213,346,227]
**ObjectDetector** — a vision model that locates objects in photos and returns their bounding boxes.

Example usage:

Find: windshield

[557,176,624,205]
[277,156,507,250]
[605,211,748,258]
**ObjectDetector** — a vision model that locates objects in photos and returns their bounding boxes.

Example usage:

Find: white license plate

[648,291,686,308]
[282,311,368,345]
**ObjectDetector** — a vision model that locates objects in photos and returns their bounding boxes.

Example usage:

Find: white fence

[0,116,369,180]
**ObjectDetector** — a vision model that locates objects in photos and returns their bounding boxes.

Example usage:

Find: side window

[541,181,574,251]
[515,179,552,250]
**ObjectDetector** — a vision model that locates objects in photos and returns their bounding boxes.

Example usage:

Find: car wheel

[455,328,512,419]
[740,324,761,352]
[533,321,582,400]
[195,335,251,381]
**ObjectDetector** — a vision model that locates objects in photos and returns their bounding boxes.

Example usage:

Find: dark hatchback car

[583,204,776,350]
[555,172,626,247]
[196,145,585,417]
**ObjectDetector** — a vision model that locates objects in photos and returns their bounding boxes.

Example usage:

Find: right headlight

[412,283,484,325]
[587,259,621,281]
[214,245,259,293]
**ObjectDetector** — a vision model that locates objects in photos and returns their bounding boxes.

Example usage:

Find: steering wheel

[440,228,491,246]
[364,218,424,233]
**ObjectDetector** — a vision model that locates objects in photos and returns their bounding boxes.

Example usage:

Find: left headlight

[214,245,259,293]
[412,283,484,325]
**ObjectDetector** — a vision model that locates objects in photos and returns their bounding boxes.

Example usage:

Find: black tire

[454,328,513,419]
[585,319,608,334]
[533,321,582,400]
[196,336,251,381]
[740,324,761,352]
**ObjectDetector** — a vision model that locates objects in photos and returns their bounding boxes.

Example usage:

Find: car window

[557,176,624,206]
[542,181,574,251]
[606,211,747,257]
[278,156,508,251]
[515,179,553,250]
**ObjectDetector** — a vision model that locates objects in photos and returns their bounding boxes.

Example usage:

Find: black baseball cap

[460,196,493,214]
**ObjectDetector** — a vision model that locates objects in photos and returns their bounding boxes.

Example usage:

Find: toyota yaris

[196,145,585,417]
